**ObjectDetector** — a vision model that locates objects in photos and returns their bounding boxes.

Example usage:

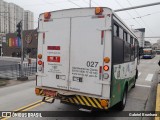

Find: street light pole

[20,20,24,76]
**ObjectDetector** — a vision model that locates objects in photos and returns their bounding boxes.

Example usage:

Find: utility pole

[17,20,28,80]
[89,0,91,7]
[115,2,160,12]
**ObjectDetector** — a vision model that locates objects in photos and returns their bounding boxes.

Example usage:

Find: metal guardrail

[0,63,37,79]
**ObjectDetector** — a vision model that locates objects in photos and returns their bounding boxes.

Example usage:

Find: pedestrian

[158,60,160,66]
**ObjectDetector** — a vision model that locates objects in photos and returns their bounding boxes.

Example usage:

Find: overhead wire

[82,0,90,6]
[114,0,143,28]
[67,0,81,7]
[123,10,160,20]
[91,0,100,6]
[125,0,156,34]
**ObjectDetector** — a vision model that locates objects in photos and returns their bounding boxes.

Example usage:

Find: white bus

[35,7,139,111]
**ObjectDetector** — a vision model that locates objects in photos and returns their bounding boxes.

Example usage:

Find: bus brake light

[38,60,43,65]
[103,65,109,71]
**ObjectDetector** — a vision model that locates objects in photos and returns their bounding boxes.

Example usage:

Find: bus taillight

[38,60,42,65]
[103,65,109,71]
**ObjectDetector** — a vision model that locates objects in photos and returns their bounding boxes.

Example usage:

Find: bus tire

[132,70,138,88]
[116,86,127,111]
[135,69,138,79]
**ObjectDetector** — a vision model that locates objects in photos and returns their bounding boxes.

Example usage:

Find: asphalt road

[0,55,160,120]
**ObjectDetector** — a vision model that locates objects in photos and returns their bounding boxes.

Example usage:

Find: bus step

[79,108,92,112]
[42,97,55,103]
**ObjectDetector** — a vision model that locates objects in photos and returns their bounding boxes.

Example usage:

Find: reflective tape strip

[92,97,103,109]
[73,98,79,104]
[76,96,85,105]
[69,98,74,103]
[80,96,91,107]
[40,90,43,94]
[86,96,97,108]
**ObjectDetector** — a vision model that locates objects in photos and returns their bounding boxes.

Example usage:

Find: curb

[155,84,160,120]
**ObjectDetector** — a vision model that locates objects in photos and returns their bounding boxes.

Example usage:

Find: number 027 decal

[86,61,98,67]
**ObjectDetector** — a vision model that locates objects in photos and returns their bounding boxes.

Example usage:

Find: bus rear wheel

[132,69,138,88]
[116,87,127,111]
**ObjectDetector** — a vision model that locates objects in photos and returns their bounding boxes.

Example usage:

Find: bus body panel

[40,18,70,90]
[109,15,139,107]
[69,16,106,95]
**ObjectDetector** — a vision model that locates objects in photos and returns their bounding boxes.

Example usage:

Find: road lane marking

[135,84,151,88]
[138,72,141,77]
[145,74,153,81]
[1,98,52,120]
[14,99,42,112]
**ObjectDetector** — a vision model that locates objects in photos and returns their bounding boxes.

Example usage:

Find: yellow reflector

[44,12,51,19]
[104,57,110,63]
[101,100,108,107]
[35,88,40,95]
[95,7,103,15]
[103,65,109,71]
[38,54,42,59]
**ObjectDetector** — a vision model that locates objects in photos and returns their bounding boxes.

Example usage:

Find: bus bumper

[35,87,109,110]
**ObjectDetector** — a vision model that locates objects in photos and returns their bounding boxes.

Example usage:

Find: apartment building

[0,0,34,34]
[24,10,34,30]
[133,28,145,48]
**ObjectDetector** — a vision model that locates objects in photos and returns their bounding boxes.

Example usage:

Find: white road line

[135,84,151,88]
[145,74,153,81]
[138,72,141,77]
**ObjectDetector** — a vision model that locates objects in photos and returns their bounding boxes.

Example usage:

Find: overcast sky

[4,0,160,43]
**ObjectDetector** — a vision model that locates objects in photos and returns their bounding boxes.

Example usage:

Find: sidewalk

[155,72,160,120]
[0,75,36,88]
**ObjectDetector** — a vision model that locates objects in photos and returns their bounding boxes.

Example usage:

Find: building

[3,1,9,33]
[152,39,160,50]
[0,0,5,34]
[152,43,160,50]
[0,0,34,34]
[133,28,145,48]
[24,10,34,30]
[157,39,160,44]
[0,0,34,56]
[2,29,38,58]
